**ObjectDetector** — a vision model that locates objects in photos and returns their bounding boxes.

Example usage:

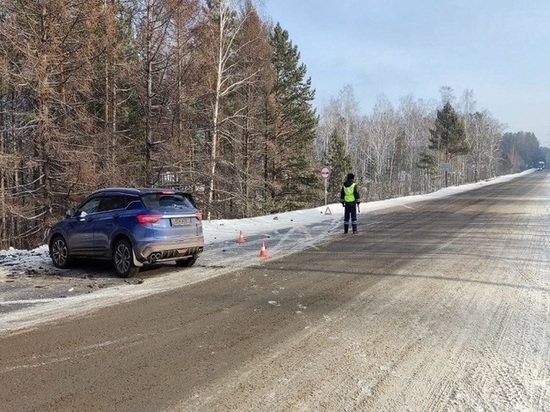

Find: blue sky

[261,0,550,146]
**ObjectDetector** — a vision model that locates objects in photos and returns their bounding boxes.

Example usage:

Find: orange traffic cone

[259,241,268,258]
[237,230,245,244]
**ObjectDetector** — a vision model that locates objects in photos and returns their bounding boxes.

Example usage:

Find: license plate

[171,217,191,226]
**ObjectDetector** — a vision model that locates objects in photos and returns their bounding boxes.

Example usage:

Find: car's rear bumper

[133,237,204,264]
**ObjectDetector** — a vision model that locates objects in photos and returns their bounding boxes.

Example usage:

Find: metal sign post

[320,166,330,206]
[441,162,450,187]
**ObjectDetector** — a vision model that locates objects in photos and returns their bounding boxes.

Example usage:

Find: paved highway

[1,172,549,411]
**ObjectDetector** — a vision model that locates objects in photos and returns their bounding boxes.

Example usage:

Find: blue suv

[48,188,204,277]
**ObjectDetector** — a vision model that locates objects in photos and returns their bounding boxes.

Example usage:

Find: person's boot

[344,224,349,234]
[352,224,357,234]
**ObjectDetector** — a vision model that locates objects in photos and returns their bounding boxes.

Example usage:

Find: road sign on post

[441,163,450,187]
[320,166,330,206]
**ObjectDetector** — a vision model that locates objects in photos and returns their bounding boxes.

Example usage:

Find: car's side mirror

[65,208,75,219]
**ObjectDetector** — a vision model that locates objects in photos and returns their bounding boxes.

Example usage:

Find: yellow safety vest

[343,183,356,202]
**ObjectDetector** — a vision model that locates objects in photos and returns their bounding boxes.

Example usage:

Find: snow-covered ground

[0,170,533,333]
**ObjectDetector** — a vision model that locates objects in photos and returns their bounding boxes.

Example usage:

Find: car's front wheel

[113,239,139,278]
[175,255,198,268]
[50,235,71,269]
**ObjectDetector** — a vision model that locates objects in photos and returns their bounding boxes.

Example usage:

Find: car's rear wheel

[50,235,71,269]
[175,255,197,268]
[113,239,139,278]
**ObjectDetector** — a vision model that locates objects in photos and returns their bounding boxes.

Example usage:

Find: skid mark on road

[1,334,145,373]
[1,298,61,305]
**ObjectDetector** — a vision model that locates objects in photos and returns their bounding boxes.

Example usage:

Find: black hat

[347,173,355,180]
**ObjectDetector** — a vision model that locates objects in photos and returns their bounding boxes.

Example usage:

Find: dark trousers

[343,202,358,233]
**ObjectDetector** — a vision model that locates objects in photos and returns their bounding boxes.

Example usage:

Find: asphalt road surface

[1,172,550,412]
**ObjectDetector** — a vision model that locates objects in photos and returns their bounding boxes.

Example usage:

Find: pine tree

[419,102,469,186]
[428,102,469,159]
[267,23,320,211]
[326,129,352,201]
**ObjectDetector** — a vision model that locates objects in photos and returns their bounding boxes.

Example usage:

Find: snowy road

[1,171,550,411]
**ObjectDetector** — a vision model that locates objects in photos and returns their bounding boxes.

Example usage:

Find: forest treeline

[0,0,545,250]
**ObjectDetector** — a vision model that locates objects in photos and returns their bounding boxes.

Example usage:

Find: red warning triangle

[324,206,332,215]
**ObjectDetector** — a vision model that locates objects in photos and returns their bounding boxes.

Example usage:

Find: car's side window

[98,195,125,212]
[125,195,141,210]
[77,197,101,216]
[112,196,125,210]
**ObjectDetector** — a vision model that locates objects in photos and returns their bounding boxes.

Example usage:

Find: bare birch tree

[197,0,261,220]
[222,0,272,218]
[397,95,433,195]
[361,95,401,199]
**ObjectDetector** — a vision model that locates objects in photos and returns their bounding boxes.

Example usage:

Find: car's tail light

[137,214,162,224]
[195,211,202,221]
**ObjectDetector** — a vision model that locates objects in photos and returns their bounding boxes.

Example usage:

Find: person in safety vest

[340,173,360,234]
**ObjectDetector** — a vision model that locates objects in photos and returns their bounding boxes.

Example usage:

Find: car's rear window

[141,193,195,210]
